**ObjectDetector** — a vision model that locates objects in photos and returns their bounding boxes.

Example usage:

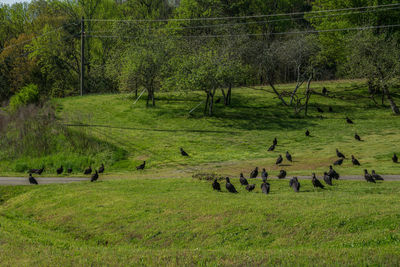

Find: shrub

[9,83,40,111]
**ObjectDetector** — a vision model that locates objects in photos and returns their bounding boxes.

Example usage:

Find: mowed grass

[53,79,400,176]
[0,177,400,265]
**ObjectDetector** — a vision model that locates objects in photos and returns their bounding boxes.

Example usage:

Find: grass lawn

[44,79,400,177]
[0,177,400,265]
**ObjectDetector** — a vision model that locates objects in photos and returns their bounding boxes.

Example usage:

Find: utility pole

[80,16,85,96]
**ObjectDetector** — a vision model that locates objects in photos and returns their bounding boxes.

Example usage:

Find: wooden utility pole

[80,16,85,96]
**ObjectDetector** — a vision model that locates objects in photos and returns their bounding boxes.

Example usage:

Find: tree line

[1,0,400,115]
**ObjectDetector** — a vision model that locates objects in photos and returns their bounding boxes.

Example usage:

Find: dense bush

[8,83,40,112]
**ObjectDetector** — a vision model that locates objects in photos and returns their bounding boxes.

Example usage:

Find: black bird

[312,173,324,189]
[346,117,354,124]
[322,87,328,95]
[215,97,221,103]
[364,169,376,183]
[277,170,287,179]
[276,154,283,165]
[317,107,324,113]
[333,158,343,166]
[336,149,346,159]
[180,148,189,156]
[246,184,255,192]
[289,177,300,192]
[268,144,276,151]
[328,165,339,179]
[371,170,384,181]
[29,173,38,185]
[29,167,45,175]
[305,129,310,136]
[393,153,398,163]
[225,177,238,193]
[56,166,63,175]
[328,106,333,112]
[323,172,333,186]
[273,137,277,146]
[261,168,268,182]
[260,182,270,194]
[250,167,258,178]
[84,166,92,175]
[91,170,99,182]
[98,163,105,173]
[351,155,361,166]
[286,151,292,162]
[239,173,248,185]
[67,168,72,174]
[354,133,362,141]
[136,161,146,170]
[212,179,221,191]
[37,167,44,175]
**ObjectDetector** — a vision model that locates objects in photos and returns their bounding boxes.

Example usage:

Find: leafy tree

[346,31,400,114]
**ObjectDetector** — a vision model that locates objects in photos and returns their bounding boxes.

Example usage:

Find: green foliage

[8,83,39,111]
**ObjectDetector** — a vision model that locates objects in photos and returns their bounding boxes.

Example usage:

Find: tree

[346,31,400,114]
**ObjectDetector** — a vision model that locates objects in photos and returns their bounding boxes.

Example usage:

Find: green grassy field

[0,177,400,265]
[50,79,399,177]
[1,80,400,265]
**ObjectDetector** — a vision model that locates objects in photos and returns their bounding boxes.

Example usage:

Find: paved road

[0,177,90,185]
[0,175,400,186]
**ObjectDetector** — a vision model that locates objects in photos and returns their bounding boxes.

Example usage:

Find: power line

[87,23,400,40]
[84,3,400,23]
[86,6,400,33]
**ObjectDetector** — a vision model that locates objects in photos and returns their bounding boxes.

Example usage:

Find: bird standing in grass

[354,133,362,141]
[371,170,384,181]
[323,172,333,186]
[336,149,346,159]
[98,163,105,173]
[289,177,300,192]
[84,166,92,175]
[136,161,146,170]
[286,151,292,162]
[328,165,339,179]
[180,148,189,156]
[240,173,248,185]
[312,173,324,189]
[261,182,270,194]
[328,106,333,112]
[333,158,343,166]
[364,169,376,183]
[346,117,354,124]
[91,170,99,182]
[277,170,287,179]
[212,179,221,191]
[393,153,398,163]
[322,87,328,95]
[250,167,258,178]
[261,168,268,182]
[317,107,324,113]
[273,137,277,146]
[276,155,283,165]
[268,144,275,151]
[305,129,310,136]
[56,166,63,175]
[29,173,38,185]
[67,168,72,174]
[225,177,238,193]
[351,155,361,166]
[246,184,255,192]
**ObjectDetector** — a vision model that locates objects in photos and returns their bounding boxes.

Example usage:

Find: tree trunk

[146,89,150,107]
[151,88,155,106]
[221,88,227,105]
[204,92,210,115]
[384,86,400,115]
[304,74,313,116]
[268,80,288,106]
[227,83,232,105]
[209,89,215,116]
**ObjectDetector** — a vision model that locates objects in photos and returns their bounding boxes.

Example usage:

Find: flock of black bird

[211,116,398,194]
[28,163,105,184]
[26,147,192,185]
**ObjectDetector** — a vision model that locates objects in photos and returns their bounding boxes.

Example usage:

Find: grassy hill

[0,80,400,265]
[0,178,400,265]
[51,79,399,177]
